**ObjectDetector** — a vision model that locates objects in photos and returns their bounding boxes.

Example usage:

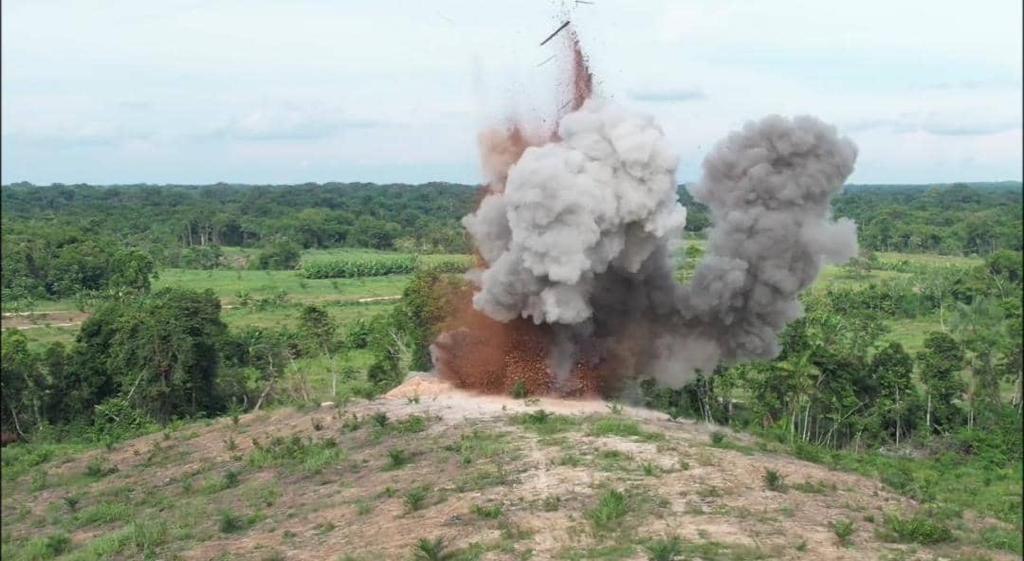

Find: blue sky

[2,0,1021,185]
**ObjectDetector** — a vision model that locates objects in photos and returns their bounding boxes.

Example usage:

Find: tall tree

[916,331,966,433]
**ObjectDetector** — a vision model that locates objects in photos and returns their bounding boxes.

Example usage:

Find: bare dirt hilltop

[1,374,1015,561]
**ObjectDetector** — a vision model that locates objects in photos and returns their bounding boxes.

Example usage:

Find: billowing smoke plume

[456,100,858,391]
[465,99,685,325]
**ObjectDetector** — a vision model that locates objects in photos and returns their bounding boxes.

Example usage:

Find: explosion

[431,23,858,397]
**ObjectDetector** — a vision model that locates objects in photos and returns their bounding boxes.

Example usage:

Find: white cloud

[1,0,1021,184]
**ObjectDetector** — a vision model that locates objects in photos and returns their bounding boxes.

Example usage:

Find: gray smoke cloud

[464,100,858,389]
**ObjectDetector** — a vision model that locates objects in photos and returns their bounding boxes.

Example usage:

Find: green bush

[881,513,954,544]
[404,487,430,512]
[832,519,855,546]
[252,239,301,270]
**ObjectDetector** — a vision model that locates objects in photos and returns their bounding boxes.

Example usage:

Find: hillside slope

[1,375,1016,561]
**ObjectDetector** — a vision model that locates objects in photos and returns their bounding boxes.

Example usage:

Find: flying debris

[539,21,571,46]
[536,54,555,67]
[575,0,595,5]
[433,15,856,398]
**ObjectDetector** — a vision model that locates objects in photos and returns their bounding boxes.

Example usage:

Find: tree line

[0,264,450,440]
[645,250,1022,464]
[2,182,1019,298]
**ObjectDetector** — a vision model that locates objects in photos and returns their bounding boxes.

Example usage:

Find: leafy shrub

[16,533,72,560]
[371,412,389,428]
[404,487,430,512]
[91,399,156,443]
[218,510,247,533]
[386,449,411,470]
[832,519,855,546]
[881,513,954,544]
[763,468,787,492]
[84,457,118,478]
[471,504,503,519]
[413,537,453,561]
[392,415,428,434]
[252,239,301,270]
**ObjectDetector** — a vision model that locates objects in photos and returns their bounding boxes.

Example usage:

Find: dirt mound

[2,389,1016,561]
[383,372,456,399]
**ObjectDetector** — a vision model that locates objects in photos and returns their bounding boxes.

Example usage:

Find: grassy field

[153,269,409,305]
[3,247,984,357]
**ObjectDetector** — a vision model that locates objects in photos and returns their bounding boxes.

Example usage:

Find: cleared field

[221,300,396,330]
[876,252,983,267]
[1,392,1017,561]
[5,248,987,357]
[153,269,410,305]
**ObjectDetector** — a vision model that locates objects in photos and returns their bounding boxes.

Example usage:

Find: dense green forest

[2,181,1020,303]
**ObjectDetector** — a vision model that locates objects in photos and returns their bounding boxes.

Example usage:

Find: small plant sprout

[371,412,389,428]
[644,536,683,561]
[413,537,452,561]
[763,468,787,492]
[471,503,503,519]
[386,448,411,470]
[404,487,429,512]
[832,519,855,547]
[510,380,528,399]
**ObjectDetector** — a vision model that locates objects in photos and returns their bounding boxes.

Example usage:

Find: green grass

[588,417,663,442]
[879,513,953,545]
[471,503,504,519]
[587,489,630,530]
[887,315,943,354]
[875,252,982,268]
[220,299,394,330]
[644,536,683,561]
[512,410,584,436]
[248,435,344,474]
[814,265,911,289]
[10,325,79,351]
[2,533,71,561]
[778,437,1023,530]
[69,501,132,528]
[153,267,409,305]
[446,429,515,464]
[595,450,633,472]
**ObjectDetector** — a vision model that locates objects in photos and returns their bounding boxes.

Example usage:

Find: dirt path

[1,311,90,330]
